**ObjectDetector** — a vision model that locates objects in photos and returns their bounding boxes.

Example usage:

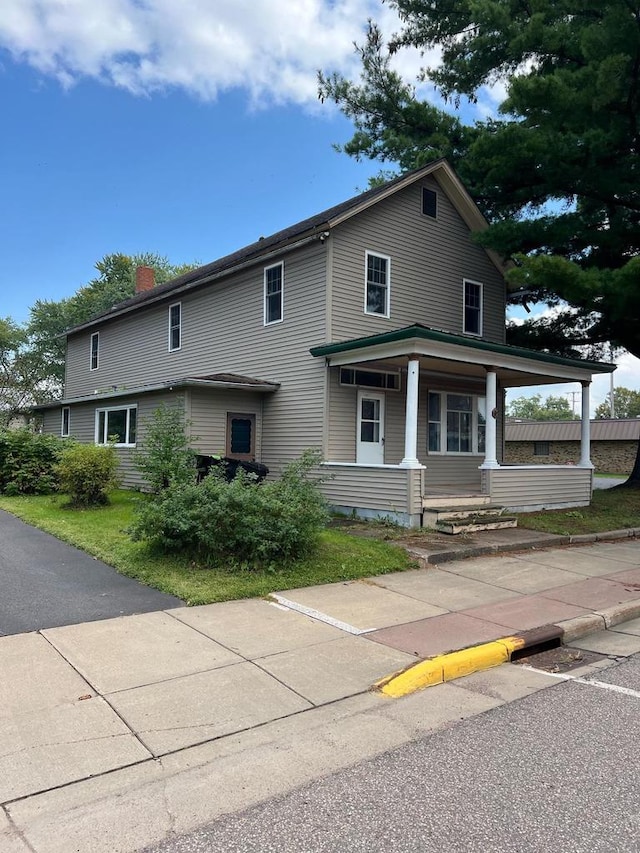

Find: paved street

[1,537,639,852]
[147,648,640,852]
[0,509,182,635]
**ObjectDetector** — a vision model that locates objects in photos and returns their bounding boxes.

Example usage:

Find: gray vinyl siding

[484,466,592,509]
[321,465,410,513]
[187,388,262,459]
[63,243,328,473]
[330,177,505,344]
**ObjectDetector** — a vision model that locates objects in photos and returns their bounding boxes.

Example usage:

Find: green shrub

[55,443,120,507]
[133,401,197,493]
[130,449,328,568]
[0,429,64,495]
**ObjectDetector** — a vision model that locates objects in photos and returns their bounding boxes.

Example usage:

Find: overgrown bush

[0,429,64,495]
[133,401,197,493]
[130,449,328,568]
[55,443,120,506]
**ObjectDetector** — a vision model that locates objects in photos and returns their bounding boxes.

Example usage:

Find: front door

[356,391,385,464]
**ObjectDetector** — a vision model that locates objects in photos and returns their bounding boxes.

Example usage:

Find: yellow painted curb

[376,636,526,698]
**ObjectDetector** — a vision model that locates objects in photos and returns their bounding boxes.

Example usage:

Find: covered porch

[311,325,615,527]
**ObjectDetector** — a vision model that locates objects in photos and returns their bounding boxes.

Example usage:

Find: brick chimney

[135,266,155,294]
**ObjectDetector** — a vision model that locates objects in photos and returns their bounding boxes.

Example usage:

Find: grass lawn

[0,490,413,605]
[517,486,640,535]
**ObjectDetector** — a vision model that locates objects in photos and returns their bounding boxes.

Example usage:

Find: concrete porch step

[422,504,518,535]
[435,516,518,535]
[422,494,491,510]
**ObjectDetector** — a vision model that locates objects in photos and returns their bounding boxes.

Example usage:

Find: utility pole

[609,344,616,418]
[567,390,580,417]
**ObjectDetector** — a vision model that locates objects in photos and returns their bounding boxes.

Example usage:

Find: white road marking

[269,594,375,635]
[521,665,640,698]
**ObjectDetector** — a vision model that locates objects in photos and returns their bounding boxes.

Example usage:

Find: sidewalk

[2,533,640,851]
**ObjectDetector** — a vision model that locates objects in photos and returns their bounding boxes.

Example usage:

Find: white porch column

[400,356,421,468]
[481,367,499,469]
[579,381,594,468]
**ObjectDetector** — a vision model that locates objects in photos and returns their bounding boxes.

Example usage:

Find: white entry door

[357,391,385,464]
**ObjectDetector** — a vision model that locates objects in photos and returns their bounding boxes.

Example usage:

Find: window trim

[427,391,486,456]
[168,302,182,352]
[61,406,70,437]
[463,279,483,337]
[364,250,391,319]
[95,404,137,448]
[421,187,437,219]
[264,261,284,326]
[226,412,256,461]
[90,332,99,371]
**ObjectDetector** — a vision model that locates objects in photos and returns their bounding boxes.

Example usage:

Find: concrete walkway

[2,533,640,852]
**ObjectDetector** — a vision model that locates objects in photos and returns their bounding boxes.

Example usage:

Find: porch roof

[310,324,615,386]
[33,373,280,411]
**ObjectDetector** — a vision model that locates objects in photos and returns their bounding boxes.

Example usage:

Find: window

[365,252,390,317]
[340,367,400,390]
[168,303,181,351]
[422,187,437,218]
[264,262,283,325]
[427,392,486,455]
[90,332,99,371]
[463,280,483,336]
[61,407,70,437]
[226,413,256,460]
[534,441,550,456]
[95,406,137,446]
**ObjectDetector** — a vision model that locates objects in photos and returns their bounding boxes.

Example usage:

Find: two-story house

[38,160,614,527]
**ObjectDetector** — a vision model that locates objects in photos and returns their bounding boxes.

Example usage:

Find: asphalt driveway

[0,510,183,636]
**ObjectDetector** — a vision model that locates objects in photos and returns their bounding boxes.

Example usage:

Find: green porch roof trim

[310,325,615,373]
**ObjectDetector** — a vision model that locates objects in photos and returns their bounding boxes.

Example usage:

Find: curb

[375,597,640,699]
[421,528,638,566]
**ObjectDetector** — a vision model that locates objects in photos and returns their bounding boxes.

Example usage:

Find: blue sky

[1,0,637,411]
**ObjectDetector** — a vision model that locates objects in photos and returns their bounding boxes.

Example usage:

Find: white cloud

[0,0,383,105]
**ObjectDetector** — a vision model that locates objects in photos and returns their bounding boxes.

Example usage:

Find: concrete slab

[568,632,640,656]
[43,610,242,693]
[107,661,312,756]
[0,633,95,718]
[278,579,446,630]
[5,685,502,853]
[513,549,635,577]
[544,576,640,610]
[462,595,588,631]
[0,695,150,802]
[0,811,31,853]
[605,567,640,588]
[558,542,640,566]
[170,598,345,658]
[610,616,640,636]
[367,611,513,658]
[256,636,415,705]
[368,568,519,611]
[459,662,552,702]
[442,556,586,594]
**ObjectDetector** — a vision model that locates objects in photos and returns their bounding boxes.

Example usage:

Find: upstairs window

[169,303,181,351]
[61,406,70,437]
[264,262,283,325]
[422,187,437,218]
[96,405,137,447]
[365,252,390,317]
[90,332,99,371]
[428,392,486,455]
[463,280,483,336]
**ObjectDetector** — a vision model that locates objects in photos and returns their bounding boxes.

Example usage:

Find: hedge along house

[36,160,615,527]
